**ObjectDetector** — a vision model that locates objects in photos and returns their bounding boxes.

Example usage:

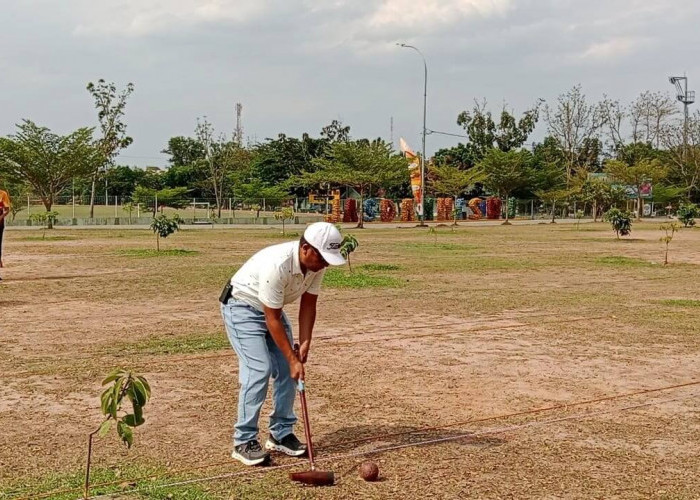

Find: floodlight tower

[669,75,695,152]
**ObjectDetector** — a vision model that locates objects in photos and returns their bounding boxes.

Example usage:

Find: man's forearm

[298,296,317,346]
[265,314,296,362]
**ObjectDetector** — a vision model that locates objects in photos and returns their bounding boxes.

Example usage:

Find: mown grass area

[323,268,405,288]
[595,255,655,267]
[113,332,229,356]
[0,462,294,500]
[116,248,199,257]
[661,299,700,308]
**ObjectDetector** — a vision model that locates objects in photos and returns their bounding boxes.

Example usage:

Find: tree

[604,208,632,239]
[456,99,542,161]
[150,214,181,251]
[582,177,613,221]
[195,118,250,217]
[429,163,482,225]
[604,158,667,219]
[274,207,294,236]
[659,222,682,265]
[103,165,146,199]
[86,79,135,218]
[320,120,350,143]
[339,234,359,272]
[85,369,151,499]
[475,149,532,224]
[162,136,206,167]
[234,178,290,210]
[297,141,408,228]
[545,85,606,185]
[661,111,700,201]
[677,203,699,227]
[629,91,678,148]
[250,133,328,191]
[0,121,98,227]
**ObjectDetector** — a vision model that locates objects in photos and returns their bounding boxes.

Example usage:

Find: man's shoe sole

[231,450,270,466]
[264,440,307,457]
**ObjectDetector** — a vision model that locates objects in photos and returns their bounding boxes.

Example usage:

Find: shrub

[677,203,699,227]
[604,208,632,239]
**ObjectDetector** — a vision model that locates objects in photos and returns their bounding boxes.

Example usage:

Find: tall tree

[476,148,532,224]
[86,79,135,218]
[0,121,98,224]
[297,141,408,228]
[429,163,482,225]
[661,111,700,202]
[320,120,351,143]
[162,136,206,167]
[195,118,250,218]
[456,99,542,161]
[545,85,606,185]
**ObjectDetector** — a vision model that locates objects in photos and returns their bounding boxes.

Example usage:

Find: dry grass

[1,222,699,499]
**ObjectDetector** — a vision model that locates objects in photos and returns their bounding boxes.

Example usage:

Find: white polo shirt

[230,241,325,311]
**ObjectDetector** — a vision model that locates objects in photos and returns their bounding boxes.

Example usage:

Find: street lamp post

[397,43,427,226]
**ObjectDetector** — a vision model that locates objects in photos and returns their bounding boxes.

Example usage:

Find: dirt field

[1,221,699,499]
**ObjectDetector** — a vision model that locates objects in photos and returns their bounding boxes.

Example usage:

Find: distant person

[219,222,346,466]
[0,185,10,280]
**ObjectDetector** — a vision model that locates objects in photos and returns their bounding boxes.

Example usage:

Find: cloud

[73,0,269,36]
[579,36,647,62]
[369,0,512,29]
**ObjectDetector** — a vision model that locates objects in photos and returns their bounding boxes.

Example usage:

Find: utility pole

[669,75,695,159]
[234,103,243,146]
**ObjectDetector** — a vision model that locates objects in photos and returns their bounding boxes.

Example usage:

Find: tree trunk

[42,197,53,229]
[502,195,511,225]
[550,201,556,223]
[357,188,364,229]
[593,200,598,222]
[637,187,644,220]
[89,175,97,219]
[453,196,458,226]
[156,234,160,252]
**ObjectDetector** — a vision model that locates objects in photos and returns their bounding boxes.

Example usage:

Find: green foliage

[430,163,483,224]
[476,148,532,222]
[339,233,359,271]
[604,158,668,218]
[273,206,294,236]
[603,208,633,239]
[456,99,542,160]
[162,136,206,167]
[677,203,699,227]
[296,140,408,227]
[97,368,151,448]
[235,178,290,208]
[133,186,190,212]
[659,222,682,265]
[0,121,99,211]
[150,214,181,251]
[28,210,60,235]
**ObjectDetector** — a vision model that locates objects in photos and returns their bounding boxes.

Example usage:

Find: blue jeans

[220,300,297,445]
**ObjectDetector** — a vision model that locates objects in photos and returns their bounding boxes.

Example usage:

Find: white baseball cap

[303,222,346,266]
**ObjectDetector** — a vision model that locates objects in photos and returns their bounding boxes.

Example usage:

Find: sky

[2,0,699,168]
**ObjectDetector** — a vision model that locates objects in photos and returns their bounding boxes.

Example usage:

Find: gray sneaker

[265,433,307,457]
[232,440,270,466]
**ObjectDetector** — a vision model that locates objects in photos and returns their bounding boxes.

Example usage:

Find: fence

[4,195,666,227]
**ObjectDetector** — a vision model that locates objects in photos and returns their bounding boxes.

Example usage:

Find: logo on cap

[327,242,341,250]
